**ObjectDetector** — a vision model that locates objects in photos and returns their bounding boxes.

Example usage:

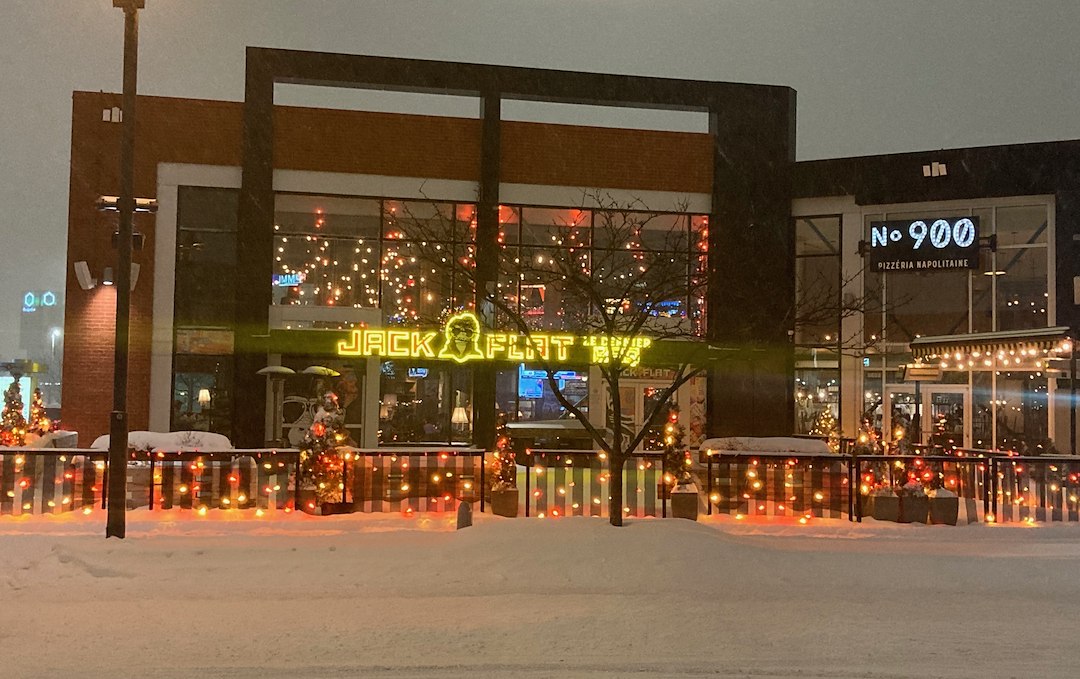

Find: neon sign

[22,291,57,314]
[272,272,305,287]
[337,311,652,367]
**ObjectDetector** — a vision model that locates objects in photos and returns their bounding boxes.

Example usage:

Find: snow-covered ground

[2,512,1080,678]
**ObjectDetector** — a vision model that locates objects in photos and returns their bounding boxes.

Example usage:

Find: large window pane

[996,246,1047,331]
[995,205,1048,247]
[886,269,969,342]
[175,187,238,328]
[274,194,381,308]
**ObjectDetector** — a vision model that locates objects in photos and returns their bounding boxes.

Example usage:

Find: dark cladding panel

[706,87,797,436]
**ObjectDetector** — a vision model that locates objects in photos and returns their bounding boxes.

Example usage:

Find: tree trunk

[608,454,624,526]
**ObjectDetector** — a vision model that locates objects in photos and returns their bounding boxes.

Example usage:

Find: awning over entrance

[909,326,1073,364]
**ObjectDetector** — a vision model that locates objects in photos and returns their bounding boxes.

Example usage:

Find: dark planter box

[898,495,929,524]
[490,488,519,518]
[670,490,699,521]
[856,494,874,518]
[871,495,899,522]
[929,496,959,525]
[320,501,355,515]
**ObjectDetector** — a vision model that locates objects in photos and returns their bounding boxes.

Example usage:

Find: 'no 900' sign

[868,217,980,272]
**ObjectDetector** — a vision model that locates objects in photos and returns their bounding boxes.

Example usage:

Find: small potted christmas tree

[1,379,28,447]
[663,407,698,521]
[489,413,518,517]
[810,408,841,453]
[300,390,352,514]
[26,388,52,444]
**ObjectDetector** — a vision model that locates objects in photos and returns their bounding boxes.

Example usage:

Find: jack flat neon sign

[337,311,651,367]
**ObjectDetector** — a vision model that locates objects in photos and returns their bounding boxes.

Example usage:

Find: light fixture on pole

[106,0,145,540]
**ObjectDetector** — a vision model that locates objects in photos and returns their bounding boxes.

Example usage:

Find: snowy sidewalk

[2,512,1080,678]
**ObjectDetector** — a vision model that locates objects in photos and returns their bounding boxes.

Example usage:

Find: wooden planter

[871,494,899,522]
[670,490,699,521]
[490,488,519,518]
[928,496,959,525]
[898,495,929,524]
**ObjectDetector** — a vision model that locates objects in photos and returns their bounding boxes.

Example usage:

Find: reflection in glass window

[175,187,238,327]
[274,195,381,308]
[378,361,472,444]
[996,246,1047,331]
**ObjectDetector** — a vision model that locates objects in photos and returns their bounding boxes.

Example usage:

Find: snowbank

[90,430,233,452]
[699,436,831,455]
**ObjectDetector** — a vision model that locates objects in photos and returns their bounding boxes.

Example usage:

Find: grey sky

[2,0,1079,356]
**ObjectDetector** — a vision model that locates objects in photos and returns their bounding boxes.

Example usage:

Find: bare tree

[391,192,710,526]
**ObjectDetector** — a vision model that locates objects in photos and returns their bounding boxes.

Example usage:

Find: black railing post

[991,457,999,521]
[706,453,713,516]
[661,452,667,518]
[479,451,485,513]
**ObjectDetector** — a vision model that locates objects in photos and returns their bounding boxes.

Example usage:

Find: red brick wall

[63,91,712,444]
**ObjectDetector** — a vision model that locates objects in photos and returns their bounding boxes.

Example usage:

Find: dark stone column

[235,50,275,447]
[706,87,797,437]
[472,91,501,450]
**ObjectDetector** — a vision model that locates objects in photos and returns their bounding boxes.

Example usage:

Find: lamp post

[106,0,144,539]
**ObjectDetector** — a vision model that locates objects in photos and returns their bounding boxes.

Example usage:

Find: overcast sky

[2,0,1080,357]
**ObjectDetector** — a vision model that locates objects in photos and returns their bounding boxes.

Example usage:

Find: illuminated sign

[22,291,57,314]
[272,272,305,287]
[338,311,652,367]
[868,217,980,272]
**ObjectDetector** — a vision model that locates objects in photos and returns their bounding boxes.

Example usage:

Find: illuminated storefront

[792,142,1080,453]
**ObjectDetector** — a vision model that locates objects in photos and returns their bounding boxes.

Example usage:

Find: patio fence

[4,445,1080,525]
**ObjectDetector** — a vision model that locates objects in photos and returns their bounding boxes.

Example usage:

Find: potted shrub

[490,414,519,518]
[870,486,899,522]
[897,481,929,524]
[927,486,959,525]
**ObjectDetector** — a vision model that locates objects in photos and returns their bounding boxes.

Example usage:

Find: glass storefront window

[995,372,1049,451]
[794,348,840,435]
[886,269,969,342]
[274,195,382,308]
[175,187,238,328]
[171,355,233,438]
[995,205,1048,246]
[496,364,589,423]
[378,361,472,444]
[996,246,1047,331]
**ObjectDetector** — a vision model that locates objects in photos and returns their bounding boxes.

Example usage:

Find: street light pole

[106,0,144,539]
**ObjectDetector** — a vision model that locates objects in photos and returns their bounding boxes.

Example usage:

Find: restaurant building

[62,50,1078,453]
[62,51,795,449]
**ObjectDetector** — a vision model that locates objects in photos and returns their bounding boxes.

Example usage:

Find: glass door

[922,385,970,449]
[884,383,971,449]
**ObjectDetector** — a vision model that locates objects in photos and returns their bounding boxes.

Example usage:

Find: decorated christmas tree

[1,379,28,447]
[28,388,51,437]
[810,408,840,452]
[490,413,516,490]
[300,390,350,506]
[662,406,693,487]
